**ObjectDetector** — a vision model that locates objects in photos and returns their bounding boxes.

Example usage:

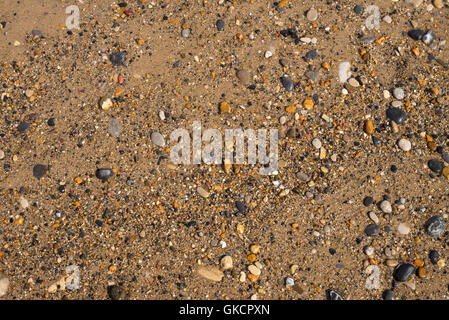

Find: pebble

[338,62,352,83]
[428,159,443,174]
[285,277,294,287]
[221,256,233,270]
[181,28,190,38]
[197,266,224,282]
[364,246,374,256]
[443,154,449,164]
[0,274,9,297]
[363,196,374,207]
[364,120,374,135]
[19,196,29,209]
[312,138,322,149]
[364,224,380,236]
[368,212,379,224]
[383,16,392,24]
[306,8,318,21]
[354,5,364,14]
[434,0,444,8]
[297,172,311,182]
[304,49,319,61]
[17,122,30,133]
[393,263,415,282]
[424,216,445,237]
[248,265,261,276]
[95,168,113,181]
[422,30,433,45]
[197,186,210,198]
[392,88,405,100]
[348,78,360,87]
[386,107,407,124]
[216,19,225,31]
[250,244,261,255]
[380,200,392,214]
[429,250,439,265]
[99,97,113,111]
[398,138,412,152]
[280,76,294,91]
[151,132,165,147]
[0,150,4,160]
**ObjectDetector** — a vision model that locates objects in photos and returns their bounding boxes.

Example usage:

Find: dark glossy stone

[386,107,407,124]
[428,159,443,174]
[364,224,380,236]
[280,76,294,91]
[408,29,425,41]
[363,196,374,207]
[95,168,113,181]
[424,216,445,237]
[429,250,439,265]
[393,263,415,282]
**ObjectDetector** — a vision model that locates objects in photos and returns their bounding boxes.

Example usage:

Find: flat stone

[95,168,113,181]
[236,69,250,84]
[197,186,210,198]
[364,224,380,236]
[248,264,261,276]
[197,266,224,282]
[0,274,9,297]
[380,200,392,214]
[280,76,294,91]
[33,164,48,179]
[386,107,407,124]
[306,8,318,21]
[428,159,443,173]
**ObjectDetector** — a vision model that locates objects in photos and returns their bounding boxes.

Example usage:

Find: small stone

[197,266,224,282]
[17,122,30,133]
[0,274,9,297]
[338,62,352,83]
[408,29,425,41]
[151,132,165,147]
[364,120,374,135]
[250,244,261,255]
[312,138,322,149]
[392,88,405,100]
[422,30,433,45]
[393,263,415,282]
[387,107,407,124]
[368,212,379,224]
[364,224,380,236]
[95,168,113,181]
[280,76,294,91]
[181,28,190,38]
[248,265,261,276]
[216,19,225,31]
[425,216,445,237]
[0,150,4,160]
[443,154,449,164]
[348,78,359,87]
[221,256,233,270]
[303,97,314,110]
[398,139,412,152]
[197,186,210,198]
[380,200,392,214]
[220,101,231,113]
[363,196,374,207]
[19,196,29,209]
[304,49,318,61]
[33,164,48,179]
[306,8,318,21]
[429,250,439,265]
[442,167,449,179]
[285,277,294,287]
[354,5,364,14]
[296,172,311,183]
[383,16,392,24]
[99,97,113,111]
[265,50,273,59]
[364,246,374,256]
[417,266,427,278]
[428,159,443,174]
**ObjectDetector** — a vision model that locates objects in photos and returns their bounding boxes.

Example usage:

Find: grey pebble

[151,132,165,147]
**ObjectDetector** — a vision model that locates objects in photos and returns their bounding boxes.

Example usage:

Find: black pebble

[47,118,55,126]
[110,51,127,66]
[383,289,395,300]
[216,19,225,31]
[408,29,425,41]
[386,107,407,124]
[363,196,374,207]
[33,164,48,179]
[364,224,380,236]
[428,159,443,174]
[393,263,415,282]
[17,122,30,133]
[280,76,294,91]
[95,168,113,181]
[429,250,439,265]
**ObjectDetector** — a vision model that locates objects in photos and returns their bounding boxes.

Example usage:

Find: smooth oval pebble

[248,265,261,276]
[236,69,250,84]
[428,159,443,174]
[392,87,404,100]
[383,289,395,300]
[0,274,9,297]
[386,107,407,124]
[151,132,165,147]
[306,8,318,21]
[216,19,225,31]
[424,216,445,237]
[380,200,392,214]
[197,186,210,198]
[95,168,113,181]
[364,224,380,236]
[393,263,415,282]
[398,139,411,152]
